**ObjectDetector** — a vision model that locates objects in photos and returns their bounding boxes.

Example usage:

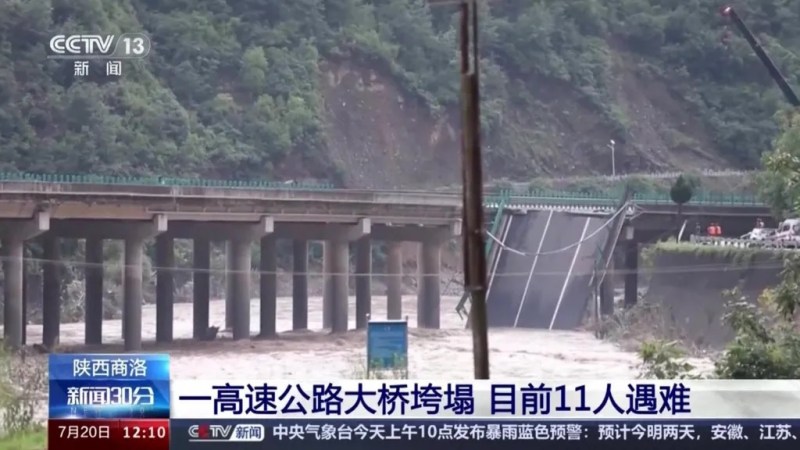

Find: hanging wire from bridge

[0,252,787,277]
[484,203,631,257]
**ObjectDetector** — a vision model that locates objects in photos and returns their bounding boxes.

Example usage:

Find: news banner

[49,354,799,449]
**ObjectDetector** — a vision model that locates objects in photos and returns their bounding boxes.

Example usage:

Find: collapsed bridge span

[486,210,618,329]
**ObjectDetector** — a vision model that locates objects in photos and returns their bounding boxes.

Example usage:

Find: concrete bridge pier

[599,254,616,317]
[600,274,615,316]
[617,226,640,309]
[1,211,50,349]
[225,242,234,331]
[355,237,371,330]
[42,234,62,349]
[322,242,333,329]
[417,239,442,329]
[386,243,403,320]
[418,222,460,329]
[624,239,639,308]
[292,240,309,330]
[226,217,273,341]
[123,236,144,351]
[326,239,350,333]
[304,219,370,333]
[229,237,252,340]
[85,238,104,345]
[192,238,211,340]
[155,234,175,343]
[123,215,168,351]
[22,259,29,346]
[259,234,277,338]
[2,239,24,349]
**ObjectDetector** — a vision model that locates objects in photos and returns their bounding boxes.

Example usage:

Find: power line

[1,255,788,277]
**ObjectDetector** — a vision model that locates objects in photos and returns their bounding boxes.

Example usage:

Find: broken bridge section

[486,210,611,329]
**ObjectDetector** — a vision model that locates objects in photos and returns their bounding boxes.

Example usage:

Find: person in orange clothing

[707,223,716,236]
[715,223,723,236]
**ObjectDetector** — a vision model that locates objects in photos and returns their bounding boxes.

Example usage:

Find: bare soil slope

[320,56,733,189]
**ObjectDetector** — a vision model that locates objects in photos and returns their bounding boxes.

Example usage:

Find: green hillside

[1,0,799,185]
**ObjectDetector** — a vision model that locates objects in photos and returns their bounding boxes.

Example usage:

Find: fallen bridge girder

[486,210,612,330]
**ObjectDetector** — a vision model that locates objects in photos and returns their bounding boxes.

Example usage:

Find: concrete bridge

[0,179,463,351]
[0,175,771,350]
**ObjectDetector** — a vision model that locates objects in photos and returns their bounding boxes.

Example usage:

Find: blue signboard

[48,353,171,419]
[367,319,408,374]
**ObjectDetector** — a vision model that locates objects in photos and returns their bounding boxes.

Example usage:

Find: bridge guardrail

[0,177,464,208]
[0,172,337,191]
[0,172,769,208]
[492,189,767,207]
[689,235,798,249]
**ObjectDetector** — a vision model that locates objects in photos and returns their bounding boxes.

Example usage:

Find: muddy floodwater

[20,295,654,380]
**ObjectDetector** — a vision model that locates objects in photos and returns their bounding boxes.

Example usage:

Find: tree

[240,46,269,96]
[761,110,800,322]
[670,174,693,206]
[762,111,800,218]
[669,174,693,240]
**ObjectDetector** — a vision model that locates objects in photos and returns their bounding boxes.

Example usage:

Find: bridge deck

[0,181,462,224]
[486,210,610,329]
[0,179,771,226]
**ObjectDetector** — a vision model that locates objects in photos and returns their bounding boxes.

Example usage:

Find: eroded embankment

[642,244,785,349]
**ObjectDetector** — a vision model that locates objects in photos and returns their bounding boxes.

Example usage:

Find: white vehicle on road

[771,218,800,248]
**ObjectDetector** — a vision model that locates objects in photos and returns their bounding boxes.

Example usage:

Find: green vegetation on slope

[0,0,798,183]
[761,111,800,218]
[634,112,800,379]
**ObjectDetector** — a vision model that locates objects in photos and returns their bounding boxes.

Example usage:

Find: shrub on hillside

[637,288,800,379]
[637,340,699,379]
[713,289,800,379]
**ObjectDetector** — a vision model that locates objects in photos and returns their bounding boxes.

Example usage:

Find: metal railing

[0,172,336,190]
[690,235,799,249]
[0,172,769,207]
[491,189,766,207]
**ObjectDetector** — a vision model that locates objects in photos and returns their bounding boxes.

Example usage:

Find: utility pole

[458,0,490,380]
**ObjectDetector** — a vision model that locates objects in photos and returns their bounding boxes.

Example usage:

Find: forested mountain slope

[0,0,798,188]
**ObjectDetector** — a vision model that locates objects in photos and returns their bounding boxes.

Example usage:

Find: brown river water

[8,294,715,427]
[21,295,651,379]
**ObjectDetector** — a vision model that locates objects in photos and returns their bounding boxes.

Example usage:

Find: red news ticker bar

[48,419,169,450]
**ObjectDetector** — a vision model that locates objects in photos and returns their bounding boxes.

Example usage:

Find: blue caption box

[49,354,171,419]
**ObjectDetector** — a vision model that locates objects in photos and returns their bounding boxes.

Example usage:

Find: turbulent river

[24,295,646,379]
